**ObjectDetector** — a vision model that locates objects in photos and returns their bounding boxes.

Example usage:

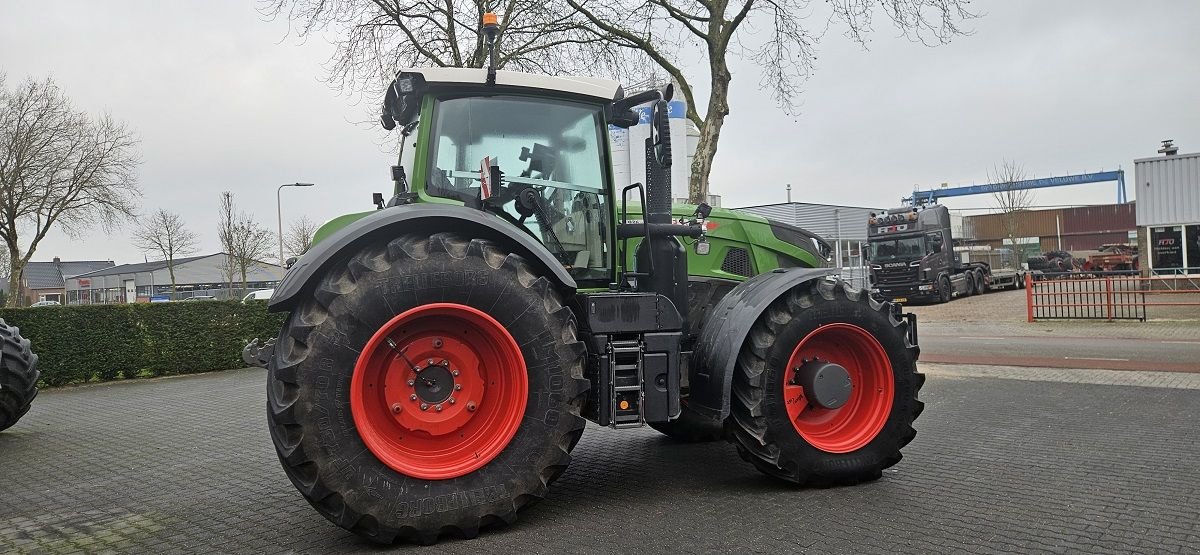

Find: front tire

[267,233,588,544]
[938,275,952,303]
[727,279,923,486]
[0,321,39,433]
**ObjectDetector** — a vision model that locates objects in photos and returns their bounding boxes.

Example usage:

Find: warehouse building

[736,202,880,267]
[1135,143,1200,276]
[961,203,1137,257]
[65,253,281,304]
[15,258,114,306]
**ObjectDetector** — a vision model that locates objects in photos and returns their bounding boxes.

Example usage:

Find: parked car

[242,289,275,303]
[30,300,61,307]
[183,295,216,301]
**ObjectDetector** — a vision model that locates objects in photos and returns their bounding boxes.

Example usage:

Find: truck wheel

[973,270,986,294]
[267,233,589,544]
[649,402,724,442]
[727,280,922,486]
[938,275,952,303]
[0,321,39,432]
[964,272,976,296]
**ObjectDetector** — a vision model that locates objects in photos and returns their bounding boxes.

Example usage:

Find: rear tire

[727,280,923,486]
[0,321,39,433]
[266,233,589,544]
[964,272,976,296]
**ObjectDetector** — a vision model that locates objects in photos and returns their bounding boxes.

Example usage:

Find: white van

[242,289,275,303]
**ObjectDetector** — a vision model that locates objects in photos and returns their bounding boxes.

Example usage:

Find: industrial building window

[1151,226,1183,271]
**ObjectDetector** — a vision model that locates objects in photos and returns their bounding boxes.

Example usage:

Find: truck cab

[868,204,978,303]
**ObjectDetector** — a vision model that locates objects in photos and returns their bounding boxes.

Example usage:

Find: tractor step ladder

[608,339,645,428]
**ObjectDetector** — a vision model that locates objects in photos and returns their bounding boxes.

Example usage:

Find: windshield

[426,95,610,283]
[869,237,925,262]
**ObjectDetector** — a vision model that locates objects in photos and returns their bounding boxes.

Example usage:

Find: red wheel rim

[350,303,528,479]
[782,323,894,453]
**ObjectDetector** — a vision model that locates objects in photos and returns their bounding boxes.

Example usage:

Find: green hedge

[0,301,286,386]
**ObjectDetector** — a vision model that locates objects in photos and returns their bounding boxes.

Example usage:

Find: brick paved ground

[2,367,1198,554]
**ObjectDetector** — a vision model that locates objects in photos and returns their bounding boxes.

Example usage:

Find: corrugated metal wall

[736,202,876,242]
[963,203,1135,248]
[1135,152,1200,226]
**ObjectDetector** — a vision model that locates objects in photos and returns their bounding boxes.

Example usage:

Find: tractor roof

[402,67,622,102]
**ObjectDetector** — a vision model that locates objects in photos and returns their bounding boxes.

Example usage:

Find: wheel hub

[413,363,455,404]
[792,360,852,409]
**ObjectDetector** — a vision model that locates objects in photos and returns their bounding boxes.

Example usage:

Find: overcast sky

[2,1,1198,265]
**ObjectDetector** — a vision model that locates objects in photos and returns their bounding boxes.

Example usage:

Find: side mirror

[381,73,426,130]
[607,83,674,129]
[649,99,671,169]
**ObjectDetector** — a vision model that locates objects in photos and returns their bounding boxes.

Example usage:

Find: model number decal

[389,270,491,292]
[391,485,508,518]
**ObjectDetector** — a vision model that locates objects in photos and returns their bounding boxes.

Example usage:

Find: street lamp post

[277,182,315,278]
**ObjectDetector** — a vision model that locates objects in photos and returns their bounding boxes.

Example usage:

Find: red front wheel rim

[782,323,895,453]
[350,303,528,480]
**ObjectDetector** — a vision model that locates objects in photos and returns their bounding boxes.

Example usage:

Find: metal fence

[1026,272,1200,322]
[835,266,871,290]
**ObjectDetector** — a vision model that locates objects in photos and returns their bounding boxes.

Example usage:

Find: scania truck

[867,204,1026,303]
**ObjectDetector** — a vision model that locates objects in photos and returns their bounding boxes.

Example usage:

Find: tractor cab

[380,68,625,286]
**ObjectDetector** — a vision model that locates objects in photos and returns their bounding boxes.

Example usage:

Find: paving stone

[0,367,1196,553]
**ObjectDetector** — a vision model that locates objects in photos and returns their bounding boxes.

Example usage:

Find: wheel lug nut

[407,379,415,387]
[435,404,443,412]
[391,403,402,414]
[410,394,418,401]
[420,403,429,411]
[441,359,449,366]
[428,359,435,365]
[467,402,477,412]
[449,397,456,404]
[452,370,460,377]
[454,384,462,391]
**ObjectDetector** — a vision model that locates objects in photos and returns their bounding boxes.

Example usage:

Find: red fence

[1026,273,1200,322]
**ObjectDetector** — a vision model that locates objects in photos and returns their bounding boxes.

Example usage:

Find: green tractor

[257,15,922,544]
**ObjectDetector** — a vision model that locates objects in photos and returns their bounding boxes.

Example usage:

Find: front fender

[268,204,576,312]
[688,267,836,420]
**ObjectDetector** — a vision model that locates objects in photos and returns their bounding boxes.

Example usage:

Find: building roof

[22,259,115,289]
[69,254,220,279]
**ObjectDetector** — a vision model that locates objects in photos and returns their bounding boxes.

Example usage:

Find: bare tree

[217,191,275,290]
[565,0,976,203]
[285,216,318,258]
[132,208,199,293]
[0,75,141,306]
[265,2,974,204]
[260,0,627,97]
[988,159,1033,260]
